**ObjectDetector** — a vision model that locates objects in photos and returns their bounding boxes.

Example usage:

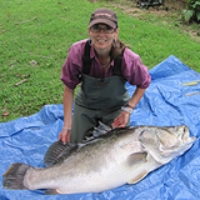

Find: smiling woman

[88,23,118,64]
[58,8,151,144]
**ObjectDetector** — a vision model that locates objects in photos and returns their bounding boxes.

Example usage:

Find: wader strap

[82,40,92,75]
[82,40,124,76]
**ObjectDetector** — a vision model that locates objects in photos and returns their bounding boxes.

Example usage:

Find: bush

[182,0,200,23]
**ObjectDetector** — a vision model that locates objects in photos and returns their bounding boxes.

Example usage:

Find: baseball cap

[89,8,118,29]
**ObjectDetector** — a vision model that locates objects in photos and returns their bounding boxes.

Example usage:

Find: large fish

[3,125,195,195]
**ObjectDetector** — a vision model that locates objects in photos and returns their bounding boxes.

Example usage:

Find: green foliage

[182,0,200,23]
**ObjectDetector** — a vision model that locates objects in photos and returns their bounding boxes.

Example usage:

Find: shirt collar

[90,43,114,66]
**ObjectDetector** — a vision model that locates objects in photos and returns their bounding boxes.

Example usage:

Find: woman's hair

[110,39,127,61]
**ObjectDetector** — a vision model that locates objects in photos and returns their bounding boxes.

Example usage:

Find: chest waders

[70,40,130,143]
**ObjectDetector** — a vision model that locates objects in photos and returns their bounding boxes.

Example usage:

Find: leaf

[184,9,195,21]
[2,111,10,116]
[182,80,200,86]
[194,2,200,7]
[185,92,200,96]
[14,79,29,87]
[196,11,200,21]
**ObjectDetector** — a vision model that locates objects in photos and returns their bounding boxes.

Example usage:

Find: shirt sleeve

[122,48,151,89]
[60,41,86,90]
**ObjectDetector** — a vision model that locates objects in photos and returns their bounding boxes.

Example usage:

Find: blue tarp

[1,55,200,200]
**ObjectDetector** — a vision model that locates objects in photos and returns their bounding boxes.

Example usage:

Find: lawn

[0,0,200,122]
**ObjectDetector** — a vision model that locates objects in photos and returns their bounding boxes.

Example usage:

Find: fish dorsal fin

[44,141,78,167]
[86,121,112,139]
[127,152,148,167]
[127,170,149,184]
[98,121,112,132]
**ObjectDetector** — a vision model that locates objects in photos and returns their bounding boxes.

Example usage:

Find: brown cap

[89,8,118,29]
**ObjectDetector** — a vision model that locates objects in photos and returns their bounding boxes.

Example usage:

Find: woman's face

[88,24,118,55]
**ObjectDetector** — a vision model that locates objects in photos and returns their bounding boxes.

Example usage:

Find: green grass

[1,0,200,122]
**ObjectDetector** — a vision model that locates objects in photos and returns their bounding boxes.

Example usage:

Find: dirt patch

[135,1,200,43]
[162,0,187,10]
[89,0,200,42]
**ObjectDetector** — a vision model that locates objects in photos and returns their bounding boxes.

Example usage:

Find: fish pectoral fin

[45,189,60,195]
[127,152,148,166]
[127,170,149,184]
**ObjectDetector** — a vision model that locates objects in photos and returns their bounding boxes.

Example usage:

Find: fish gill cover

[0,55,200,200]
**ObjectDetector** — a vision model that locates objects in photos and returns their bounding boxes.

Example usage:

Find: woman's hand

[58,86,74,145]
[111,111,130,128]
[58,129,71,145]
[112,87,146,128]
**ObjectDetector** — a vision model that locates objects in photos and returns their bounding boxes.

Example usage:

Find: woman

[59,8,151,144]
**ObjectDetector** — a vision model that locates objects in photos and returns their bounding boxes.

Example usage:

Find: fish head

[138,125,196,164]
[156,125,196,148]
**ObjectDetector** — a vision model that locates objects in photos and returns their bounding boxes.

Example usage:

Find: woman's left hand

[111,111,130,128]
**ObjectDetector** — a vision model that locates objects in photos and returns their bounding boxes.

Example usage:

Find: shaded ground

[91,0,200,43]
[126,1,200,43]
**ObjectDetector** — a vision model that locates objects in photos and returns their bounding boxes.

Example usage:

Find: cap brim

[89,19,116,29]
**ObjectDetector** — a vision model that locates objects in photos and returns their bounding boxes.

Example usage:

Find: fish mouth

[182,126,196,142]
[183,126,188,132]
[181,126,190,139]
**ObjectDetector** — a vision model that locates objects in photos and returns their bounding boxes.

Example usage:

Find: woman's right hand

[58,129,71,145]
[59,86,74,145]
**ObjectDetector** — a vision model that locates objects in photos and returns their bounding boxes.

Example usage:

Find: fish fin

[127,152,147,166]
[44,141,78,167]
[98,121,112,132]
[87,121,112,139]
[127,170,149,184]
[45,189,59,195]
[3,163,31,190]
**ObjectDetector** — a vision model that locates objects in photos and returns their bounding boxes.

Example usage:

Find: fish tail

[3,163,31,190]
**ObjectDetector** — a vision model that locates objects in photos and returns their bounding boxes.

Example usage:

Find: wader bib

[70,41,130,143]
